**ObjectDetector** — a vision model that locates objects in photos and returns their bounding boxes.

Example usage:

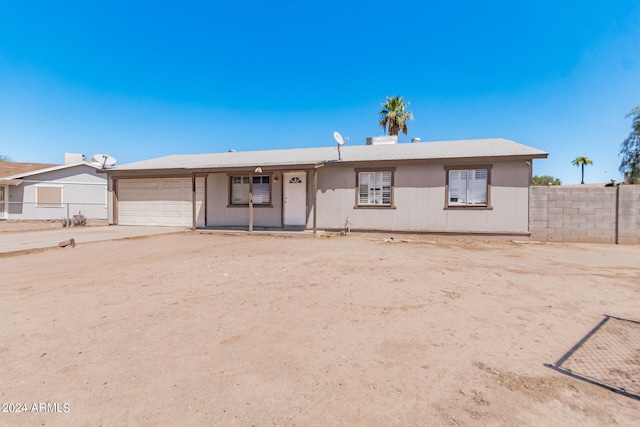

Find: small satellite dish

[333,131,348,161]
[92,153,117,168]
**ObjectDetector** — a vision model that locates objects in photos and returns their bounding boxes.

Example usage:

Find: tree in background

[379,96,414,136]
[0,154,11,162]
[571,156,593,184]
[532,175,561,186]
[619,106,640,184]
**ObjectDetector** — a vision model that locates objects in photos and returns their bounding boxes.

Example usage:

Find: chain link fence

[546,315,640,400]
[1,202,107,224]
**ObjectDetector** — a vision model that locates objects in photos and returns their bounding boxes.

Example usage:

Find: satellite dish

[333,131,348,161]
[92,153,117,168]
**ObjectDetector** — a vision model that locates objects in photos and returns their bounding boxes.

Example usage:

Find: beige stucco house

[104,138,548,235]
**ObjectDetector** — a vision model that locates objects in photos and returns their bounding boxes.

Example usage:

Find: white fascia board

[1,162,101,180]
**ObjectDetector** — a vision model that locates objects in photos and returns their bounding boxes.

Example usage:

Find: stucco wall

[206,172,284,228]
[530,185,640,244]
[202,160,532,233]
[315,160,531,233]
[7,165,107,220]
[137,159,534,233]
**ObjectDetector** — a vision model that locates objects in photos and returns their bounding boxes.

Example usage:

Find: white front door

[283,172,307,226]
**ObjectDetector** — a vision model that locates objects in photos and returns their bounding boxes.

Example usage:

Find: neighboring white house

[0,153,108,221]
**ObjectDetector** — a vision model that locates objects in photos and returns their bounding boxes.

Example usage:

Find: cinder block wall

[529,185,640,244]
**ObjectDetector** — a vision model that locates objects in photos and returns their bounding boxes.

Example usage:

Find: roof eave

[105,153,548,176]
[0,179,24,186]
[105,161,327,177]
[2,162,100,180]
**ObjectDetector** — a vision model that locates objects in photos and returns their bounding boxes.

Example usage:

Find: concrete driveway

[0,226,188,254]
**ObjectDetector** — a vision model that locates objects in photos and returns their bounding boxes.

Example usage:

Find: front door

[283,172,307,227]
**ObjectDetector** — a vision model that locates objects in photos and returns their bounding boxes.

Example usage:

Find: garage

[117,178,204,226]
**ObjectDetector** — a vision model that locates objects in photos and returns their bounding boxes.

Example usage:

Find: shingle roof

[0,162,61,179]
[111,138,548,171]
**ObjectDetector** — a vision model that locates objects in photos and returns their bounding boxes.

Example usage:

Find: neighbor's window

[447,168,489,206]
[358,171,392,206]
[36,185,63,207]
[230,175,271,205]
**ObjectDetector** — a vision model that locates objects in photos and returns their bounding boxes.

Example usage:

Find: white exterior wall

[6,165,107,220]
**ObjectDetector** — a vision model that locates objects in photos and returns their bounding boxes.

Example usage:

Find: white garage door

[118,178,204,227]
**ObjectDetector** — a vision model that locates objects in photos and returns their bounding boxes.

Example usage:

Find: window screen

[448,169,487,205]
[358,171,392,205]
[230,176,270,205]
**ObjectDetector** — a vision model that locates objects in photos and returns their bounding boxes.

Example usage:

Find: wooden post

[192,173,197,231]
[58,238,75,248]
[313,168,318,236]
[248,173,253,233]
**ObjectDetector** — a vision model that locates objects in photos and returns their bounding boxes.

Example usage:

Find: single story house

[0,153,108,221]
[103,138,548,235]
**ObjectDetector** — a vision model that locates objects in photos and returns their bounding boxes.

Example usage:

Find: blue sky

[1,1,639,184]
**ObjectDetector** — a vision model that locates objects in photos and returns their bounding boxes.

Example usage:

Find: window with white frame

[358,171,392,206]
[230,175,271,205]
[36,185,63,207]
[447,168,488,206]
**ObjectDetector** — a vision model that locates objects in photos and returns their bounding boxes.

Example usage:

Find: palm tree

[379,96,414,136]
[572,156,593,184]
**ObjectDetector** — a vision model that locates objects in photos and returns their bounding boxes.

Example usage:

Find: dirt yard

[1,231,639,426]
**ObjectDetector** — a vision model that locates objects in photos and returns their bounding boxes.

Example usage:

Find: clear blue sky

[1,1,639,184]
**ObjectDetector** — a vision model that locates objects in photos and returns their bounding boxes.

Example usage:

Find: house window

[357,171,393,206]
[230,175,271,205]
[446,167,490,207]
[36,185,63,207]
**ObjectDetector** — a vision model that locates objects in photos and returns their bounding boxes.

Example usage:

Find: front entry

[283,172,307,227]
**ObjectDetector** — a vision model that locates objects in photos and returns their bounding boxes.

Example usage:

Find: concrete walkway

[0,226,188,254]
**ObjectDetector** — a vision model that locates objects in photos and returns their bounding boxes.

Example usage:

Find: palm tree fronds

[379,96,413,136]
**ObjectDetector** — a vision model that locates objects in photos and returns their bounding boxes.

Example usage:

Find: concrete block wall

[529,185,640,244]
[618,185,640,244]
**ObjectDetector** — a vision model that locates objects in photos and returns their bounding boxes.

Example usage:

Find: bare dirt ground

[1,231,639,426]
